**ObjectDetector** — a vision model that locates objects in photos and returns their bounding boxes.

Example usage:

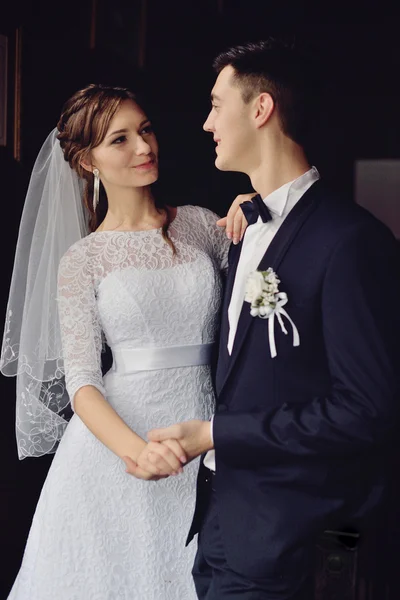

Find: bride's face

[90,99,159,189]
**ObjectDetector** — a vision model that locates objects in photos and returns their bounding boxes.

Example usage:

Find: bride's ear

[80,159,94,173]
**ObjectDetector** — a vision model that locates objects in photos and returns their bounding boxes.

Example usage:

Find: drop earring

[93,168,100,211]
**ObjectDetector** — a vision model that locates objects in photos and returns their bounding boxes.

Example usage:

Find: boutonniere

[244,268,300,358]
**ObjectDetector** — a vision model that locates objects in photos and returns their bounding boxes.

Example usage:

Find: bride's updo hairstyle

[56,84,175,252]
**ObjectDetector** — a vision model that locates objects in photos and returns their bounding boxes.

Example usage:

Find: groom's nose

[203,111,214,132]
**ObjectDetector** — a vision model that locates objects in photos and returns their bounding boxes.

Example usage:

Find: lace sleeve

[57,242,106,409]
[197,207,230,273]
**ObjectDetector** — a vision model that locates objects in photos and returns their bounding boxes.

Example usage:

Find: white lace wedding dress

[8,205,229,600]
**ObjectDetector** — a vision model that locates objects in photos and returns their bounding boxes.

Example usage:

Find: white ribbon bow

[258,292,300,358]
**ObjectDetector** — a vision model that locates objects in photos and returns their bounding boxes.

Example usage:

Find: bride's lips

[134,159,156,171]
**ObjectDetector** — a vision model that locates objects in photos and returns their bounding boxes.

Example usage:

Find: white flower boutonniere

[245,268,300,358]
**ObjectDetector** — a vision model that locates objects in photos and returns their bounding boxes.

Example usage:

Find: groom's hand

[123,439,187,479]
[136,440,186,476]
[148,420,213,462]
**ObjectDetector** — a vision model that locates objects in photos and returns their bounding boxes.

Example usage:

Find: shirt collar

[262,166,320,217]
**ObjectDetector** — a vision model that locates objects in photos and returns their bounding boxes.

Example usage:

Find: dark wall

[1,1,400,596]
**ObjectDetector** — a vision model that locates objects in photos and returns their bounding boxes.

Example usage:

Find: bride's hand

[122,455,166,481]
[137,440,186,477]
[123,439,187,480]
[217,192,257,245]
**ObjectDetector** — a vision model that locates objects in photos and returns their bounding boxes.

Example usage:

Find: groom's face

[203,66,256,174]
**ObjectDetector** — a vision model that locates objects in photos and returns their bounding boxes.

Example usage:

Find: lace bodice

[57,205,229,406]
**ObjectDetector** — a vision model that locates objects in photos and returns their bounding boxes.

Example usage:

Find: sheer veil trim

[0,128,89,458]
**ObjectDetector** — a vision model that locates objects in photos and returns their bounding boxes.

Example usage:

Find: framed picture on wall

[0,34,8,147]
[0,29,22,159]
[13,28,22,161]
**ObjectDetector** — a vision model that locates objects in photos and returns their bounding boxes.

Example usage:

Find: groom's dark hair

[213,39,321,146]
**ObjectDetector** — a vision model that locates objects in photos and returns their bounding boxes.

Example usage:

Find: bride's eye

[112,135,127,145]
[140,125,153,135]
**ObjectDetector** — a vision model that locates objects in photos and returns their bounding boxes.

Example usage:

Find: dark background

[1,0,400,597]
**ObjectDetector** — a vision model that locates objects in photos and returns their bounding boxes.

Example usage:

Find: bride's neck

[99,185,164,231]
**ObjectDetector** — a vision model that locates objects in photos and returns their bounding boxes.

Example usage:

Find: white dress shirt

[204,167,320,471]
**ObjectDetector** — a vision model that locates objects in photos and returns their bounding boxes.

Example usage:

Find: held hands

[122,439,187,481]
[123,421,213,480]
[218,192,257,244]
[148,420,213,463]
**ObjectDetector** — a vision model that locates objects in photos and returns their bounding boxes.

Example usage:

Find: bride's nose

[135,136,152,155]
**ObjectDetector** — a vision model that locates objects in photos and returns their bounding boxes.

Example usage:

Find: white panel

[354,159,400,239]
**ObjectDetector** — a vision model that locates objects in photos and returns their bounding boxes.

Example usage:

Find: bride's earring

[93,168,100,212]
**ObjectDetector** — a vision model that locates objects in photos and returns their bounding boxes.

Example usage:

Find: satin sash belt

[111,343,214,375]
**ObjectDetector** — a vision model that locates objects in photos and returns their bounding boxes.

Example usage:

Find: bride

[1,84,249,600]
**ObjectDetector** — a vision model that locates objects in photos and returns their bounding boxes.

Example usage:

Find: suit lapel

[218,180,322,395]
[215,241,242,393]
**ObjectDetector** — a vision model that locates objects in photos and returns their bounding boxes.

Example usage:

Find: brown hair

[57,84,175,253]
[213,40,321,147]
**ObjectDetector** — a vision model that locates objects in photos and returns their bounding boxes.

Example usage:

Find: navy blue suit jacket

[188,180,400,579]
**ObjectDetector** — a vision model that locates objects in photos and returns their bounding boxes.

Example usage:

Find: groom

[148,40,400,598]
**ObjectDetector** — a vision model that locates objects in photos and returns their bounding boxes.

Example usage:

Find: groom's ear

[253,93,275,129]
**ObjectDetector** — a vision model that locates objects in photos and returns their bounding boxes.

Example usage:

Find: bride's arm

[217,192,257,244]
[74,385,144,460]
[73,386,185,478]
[57,244,185,479]
[197,195,254,273]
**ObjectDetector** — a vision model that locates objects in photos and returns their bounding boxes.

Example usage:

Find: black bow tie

[241,194,272,226]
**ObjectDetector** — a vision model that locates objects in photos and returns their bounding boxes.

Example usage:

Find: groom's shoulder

[311,181,394,242]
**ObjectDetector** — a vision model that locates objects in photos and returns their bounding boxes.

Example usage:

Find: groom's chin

[215,157,240,174]
[215,155,230,171]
